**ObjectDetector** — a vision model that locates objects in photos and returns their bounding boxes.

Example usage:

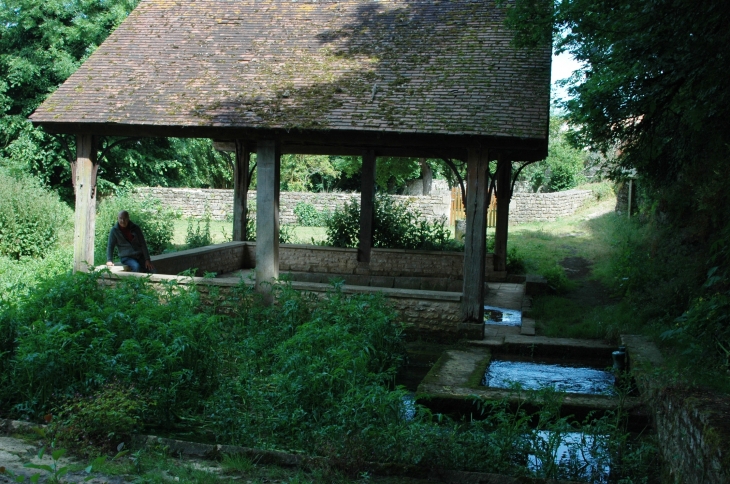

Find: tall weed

[0,270,220,424]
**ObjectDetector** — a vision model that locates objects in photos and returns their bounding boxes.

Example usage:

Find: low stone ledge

[622,335,730,484]
[133,434,583,483]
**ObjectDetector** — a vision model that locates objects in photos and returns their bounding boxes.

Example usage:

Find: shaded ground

[559,256,615,307]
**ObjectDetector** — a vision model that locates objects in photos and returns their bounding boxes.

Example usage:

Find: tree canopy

[507,0,730,230]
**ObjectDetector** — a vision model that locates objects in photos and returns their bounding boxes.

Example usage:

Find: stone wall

[135,187,450,223]
[149,243,500,282]
[152,241,246,277]
[135,186,594,225]
[622,335,730,484]
[509,189,594,224]
[109,271,474,341]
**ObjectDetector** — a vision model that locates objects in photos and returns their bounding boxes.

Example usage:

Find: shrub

[186,214,212,249]
[325,194,458,251]
[53,382,147,457]
[294,202,329,227]
[95,192,175,264]
[1,271,220,424]
[0,172,72,259]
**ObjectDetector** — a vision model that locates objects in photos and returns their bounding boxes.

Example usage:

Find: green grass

[506,195,647,341]
[508,197,619,278]
[170,219,328,247]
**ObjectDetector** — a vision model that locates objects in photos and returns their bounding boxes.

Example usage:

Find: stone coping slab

[98,270,462,302]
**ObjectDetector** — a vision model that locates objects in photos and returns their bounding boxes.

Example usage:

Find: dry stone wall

[135,187,594,225]
[135,187,450,223]
[509,189,593,224]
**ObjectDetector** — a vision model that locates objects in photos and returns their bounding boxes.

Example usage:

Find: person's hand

[106,261,114,267]
[145,260,155,271]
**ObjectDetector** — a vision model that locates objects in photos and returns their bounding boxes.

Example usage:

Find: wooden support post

[72,134,98,272]
[494,156,512,273]
[461,147,489,330]
[358,150,376,264]
[233,140,251,241]
[255,139,280,301]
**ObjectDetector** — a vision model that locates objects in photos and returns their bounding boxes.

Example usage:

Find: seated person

[106,210,155,273]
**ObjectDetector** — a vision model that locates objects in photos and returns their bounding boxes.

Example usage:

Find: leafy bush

[0,271,220,424]
[53,382,147,457]
[0,172,72,259]
[325,195,459,251]
[294,202,329,227]
[95,192,175,264]
[186,214,212,249]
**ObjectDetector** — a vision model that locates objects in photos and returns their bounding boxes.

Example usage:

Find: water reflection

[483,360,615,395]
[528,430,611,482]
[484,305,522,326]
[401,393,416,421]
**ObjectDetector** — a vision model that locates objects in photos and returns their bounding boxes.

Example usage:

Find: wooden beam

[72,134,98,272]
[493,156,512,272]
[358,150,377,264]
[34,122,548,161]
[461,147,489,325]
[233,140,251,241]
[255,139,280,301]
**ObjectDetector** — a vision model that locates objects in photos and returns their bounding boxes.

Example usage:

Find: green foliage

[293,202,329,227]
[325,195,459,251]
[95,193,175,264]
[0,172,72,259]
[185,215,212,249]
[509,0,730,235]
[324,198,360,248]
[53,382,146,457]
[520,117,587,193]
[541,265,575,294]
[506,246,526,274]
[0,271,221,424]
[0,0,140,197]
[280,154,339,192]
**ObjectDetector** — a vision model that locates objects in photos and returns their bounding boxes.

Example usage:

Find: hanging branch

[441,157,466,206]
[97,137,141,163]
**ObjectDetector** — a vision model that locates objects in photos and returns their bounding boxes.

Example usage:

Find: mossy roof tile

[31,0,550,144]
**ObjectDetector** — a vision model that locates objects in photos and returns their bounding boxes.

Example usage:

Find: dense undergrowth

[0,271,656,482]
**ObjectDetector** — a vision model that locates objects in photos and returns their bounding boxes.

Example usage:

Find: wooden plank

[358,150,377,263]
[493,156,512,272]
[255,139,280,301]
[461,147,489,325]
[233,140,251,241]
[72,134,97,272]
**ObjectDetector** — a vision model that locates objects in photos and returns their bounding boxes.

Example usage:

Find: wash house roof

[31,0,551,159]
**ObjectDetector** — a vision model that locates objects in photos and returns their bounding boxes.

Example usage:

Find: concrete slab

[521,317,536,336]
[419,348,491,389]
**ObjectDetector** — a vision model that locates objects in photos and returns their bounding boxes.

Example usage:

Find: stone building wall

[135,187,594,225]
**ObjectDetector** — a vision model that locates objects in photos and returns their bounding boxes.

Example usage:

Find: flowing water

[483,360,615,395]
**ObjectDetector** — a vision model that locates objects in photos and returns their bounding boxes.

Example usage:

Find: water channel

[483,360,616,395]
